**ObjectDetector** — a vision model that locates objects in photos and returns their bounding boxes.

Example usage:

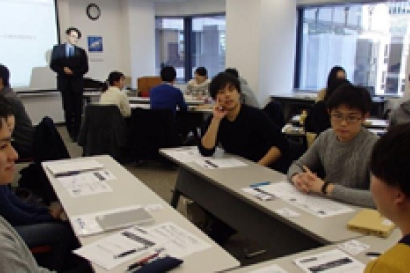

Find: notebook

[46,160,104,177]
[96,208,154,231]
[347,209,395,238]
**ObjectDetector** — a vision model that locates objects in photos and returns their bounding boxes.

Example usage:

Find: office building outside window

[297,1,410,96]
[156,15,226,82]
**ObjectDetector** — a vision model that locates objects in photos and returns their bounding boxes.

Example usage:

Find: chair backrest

[78,105,128,160]
[129,108,181,161]
[137,76,162,97]
[263,100,285,128]
[33,117,70,163]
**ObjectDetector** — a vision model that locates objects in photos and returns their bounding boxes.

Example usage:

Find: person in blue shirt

[149,66,188,114]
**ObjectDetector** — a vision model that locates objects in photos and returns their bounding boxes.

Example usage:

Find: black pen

[114,249,136,259]
[204,160,218,168]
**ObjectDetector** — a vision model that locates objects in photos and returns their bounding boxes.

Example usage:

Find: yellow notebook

[347,209,396,238]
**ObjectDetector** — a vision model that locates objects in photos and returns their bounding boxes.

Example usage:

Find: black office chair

[129,108,182,163]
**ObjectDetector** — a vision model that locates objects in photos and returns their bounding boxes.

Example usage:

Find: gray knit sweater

[0,216,53,273]
[288,128,378,208]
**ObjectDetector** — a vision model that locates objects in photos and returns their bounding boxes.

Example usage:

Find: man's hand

[302,165,325,194]
[63,67,73,75]
[291,173,311,193]
[212,101,228,120]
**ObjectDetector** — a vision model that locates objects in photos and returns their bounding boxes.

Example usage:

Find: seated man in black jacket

[199,72,289,173]
[196,73,289,246]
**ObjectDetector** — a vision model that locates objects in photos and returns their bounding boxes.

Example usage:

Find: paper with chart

[57,169,116,197]
[259,182,353,218]
[293,249,365,273]
[74,222,211,270]
[248,264,289,273]
[70,205,143,237]
[46,159,104,176]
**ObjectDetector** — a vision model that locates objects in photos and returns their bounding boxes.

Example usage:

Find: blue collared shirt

[65,43,74,57]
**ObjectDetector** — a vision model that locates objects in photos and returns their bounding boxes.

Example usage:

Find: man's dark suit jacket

[50,44,89,93]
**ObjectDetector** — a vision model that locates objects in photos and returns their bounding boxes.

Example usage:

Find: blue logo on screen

[87,36,103,52]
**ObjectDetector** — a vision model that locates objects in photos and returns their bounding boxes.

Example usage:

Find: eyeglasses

[68,35,79,39]
[330,114,362,124]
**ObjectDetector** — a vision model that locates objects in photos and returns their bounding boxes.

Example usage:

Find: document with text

[293,249,365,273]
[57,169,115,197]
[259,182,353,218]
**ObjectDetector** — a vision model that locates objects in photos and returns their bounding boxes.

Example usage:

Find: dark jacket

[78,105,128,161]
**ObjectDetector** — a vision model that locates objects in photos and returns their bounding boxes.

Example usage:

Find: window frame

[156,13,226,83]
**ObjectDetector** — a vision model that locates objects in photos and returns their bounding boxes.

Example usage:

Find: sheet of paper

[248,264,289,273]
[275,207,301,218]
[259,182,353,218]
[74,227,158,270]
[74,222,211,270]
[145,222,211,258]
[165,147,203,163]
[46,159,103,176]
[338,240,370,256]
[57,170,115,197]
[70,205,143,237]
[195,158,247,169]
[293,249,365,273]
[144,204,164,212]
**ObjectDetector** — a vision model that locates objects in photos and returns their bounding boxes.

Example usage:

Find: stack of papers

[195,158,247,169]
[258,182,353,218]
[74,222,211,270]
[249,265,289,273]
[46,159,104,176]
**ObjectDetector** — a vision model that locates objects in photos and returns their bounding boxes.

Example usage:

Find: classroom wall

[155,0,226,16]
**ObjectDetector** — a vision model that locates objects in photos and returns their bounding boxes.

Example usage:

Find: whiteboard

[0,0,59,91]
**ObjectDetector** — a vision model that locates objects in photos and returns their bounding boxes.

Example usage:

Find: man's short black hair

[195,67,207,77]
[66,27,82,39]
[0,95,13,129]
[370,123,410,197]
[0,64,10,88]
[209,72,241,99]
[160,66,177,82]
[224,68,239,79]
[326,84,372,115]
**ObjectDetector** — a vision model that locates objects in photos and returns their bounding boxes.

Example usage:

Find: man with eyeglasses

[50,27,89,142]
[288,84,378,208]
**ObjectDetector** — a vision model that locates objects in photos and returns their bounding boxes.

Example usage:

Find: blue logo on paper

[87,36,103,52]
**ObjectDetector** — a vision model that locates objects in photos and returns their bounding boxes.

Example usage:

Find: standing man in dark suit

[50,27,88,141]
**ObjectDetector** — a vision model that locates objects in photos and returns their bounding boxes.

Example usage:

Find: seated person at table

[150,66,188,114]
[199,72,289,173]
[99,71,131,117]
[0,64,34,158]
[304,79,351,135]
[317,66,346,101]
[0,99,75,272]
[185,67,210,100]
[365,124,410,273]
[288,85,378,208]
[225,68,260,108]
[389,97,410,128]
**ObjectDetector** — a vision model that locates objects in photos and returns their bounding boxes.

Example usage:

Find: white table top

[130,103,213,114]
[229,229,402,272]
[160,148,365,244]
[42,155,239,273]
[128,96,204,105]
